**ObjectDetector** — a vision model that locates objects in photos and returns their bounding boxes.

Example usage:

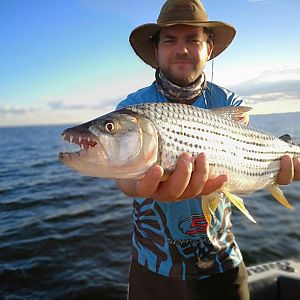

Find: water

[0,112,300,299]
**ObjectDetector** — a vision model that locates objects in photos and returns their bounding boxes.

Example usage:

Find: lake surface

[0,111,300,299]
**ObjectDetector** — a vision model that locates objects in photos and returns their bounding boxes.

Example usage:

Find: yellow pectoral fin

[267,184,294,209]
[201,193,220,227]
[222,189,256,224]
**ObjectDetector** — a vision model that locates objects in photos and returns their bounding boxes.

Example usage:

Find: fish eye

[103,121,115,133]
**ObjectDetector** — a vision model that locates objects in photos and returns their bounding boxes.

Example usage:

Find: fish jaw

[59,111,159,179]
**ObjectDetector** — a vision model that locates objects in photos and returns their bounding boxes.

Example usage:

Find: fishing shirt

[116,81,244,280]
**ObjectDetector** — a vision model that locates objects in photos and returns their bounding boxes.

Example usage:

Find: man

[116,1,300,299]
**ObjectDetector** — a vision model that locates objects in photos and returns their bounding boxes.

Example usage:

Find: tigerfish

[58,102,300,225]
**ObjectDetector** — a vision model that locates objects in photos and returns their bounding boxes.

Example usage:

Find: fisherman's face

[154,25,212,86]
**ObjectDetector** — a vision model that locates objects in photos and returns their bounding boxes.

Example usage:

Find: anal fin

[267,184,294,209]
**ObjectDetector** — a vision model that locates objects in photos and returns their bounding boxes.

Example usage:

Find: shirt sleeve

[115,82,159,110]
[228,90,244,107]
[208,82,245,108]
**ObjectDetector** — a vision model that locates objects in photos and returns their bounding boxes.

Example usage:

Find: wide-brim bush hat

[130,0,236,69]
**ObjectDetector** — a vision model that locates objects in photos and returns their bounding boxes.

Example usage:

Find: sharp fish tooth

[70,135,73,143]
[87,137,90,142]
[78,136,82,143]
[62,133,66,141]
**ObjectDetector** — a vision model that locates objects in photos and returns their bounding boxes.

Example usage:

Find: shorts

[128,259,249,300]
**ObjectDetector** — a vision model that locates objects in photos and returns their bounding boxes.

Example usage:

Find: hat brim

[130,21,236,69]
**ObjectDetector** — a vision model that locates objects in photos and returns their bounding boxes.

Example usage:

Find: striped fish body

[126,103,300,195]
[59,102,300,224]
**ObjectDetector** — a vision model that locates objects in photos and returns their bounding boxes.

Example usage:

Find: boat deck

[248,260,300,300]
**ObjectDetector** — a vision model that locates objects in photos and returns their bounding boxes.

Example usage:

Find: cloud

[0,97,120,127]
[232,79,300,98]
[0,105,39,115]
[226,65,300,106]
[47,100,90,110]
[248,0,274,3]
[46,97,120,111]
[2,63,300,126]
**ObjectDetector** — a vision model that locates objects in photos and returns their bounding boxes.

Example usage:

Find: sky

[0,0,300,127]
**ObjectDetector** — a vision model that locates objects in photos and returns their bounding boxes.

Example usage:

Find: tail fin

[279,134,295,145]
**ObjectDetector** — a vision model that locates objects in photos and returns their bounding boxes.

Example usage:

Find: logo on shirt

[178,214,208,237]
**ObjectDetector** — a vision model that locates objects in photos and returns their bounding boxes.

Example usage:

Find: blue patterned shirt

[116,81,244,280]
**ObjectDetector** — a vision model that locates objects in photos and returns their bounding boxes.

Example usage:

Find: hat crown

[129,0,236,68]
[157,0,208,24]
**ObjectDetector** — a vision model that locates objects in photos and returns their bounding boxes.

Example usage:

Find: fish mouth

[58,129,101,160]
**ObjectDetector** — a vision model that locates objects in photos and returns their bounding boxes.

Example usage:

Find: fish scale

[126,102,300,195]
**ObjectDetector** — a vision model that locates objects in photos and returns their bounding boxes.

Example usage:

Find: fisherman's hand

[276,155,300,184]
[135,153,228,202]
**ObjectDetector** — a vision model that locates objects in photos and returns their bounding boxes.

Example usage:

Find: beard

[162,67,199,86]
[160,57,205,87]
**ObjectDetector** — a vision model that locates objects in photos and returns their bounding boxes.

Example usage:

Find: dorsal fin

[211,106,252,123]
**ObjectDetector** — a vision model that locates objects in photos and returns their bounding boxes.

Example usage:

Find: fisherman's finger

[136,165,164,197]
[276,155,294,185]
[293,158,300,181]
[180,153,208,199]
[155,153,193,201]
[201,174,228,196]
